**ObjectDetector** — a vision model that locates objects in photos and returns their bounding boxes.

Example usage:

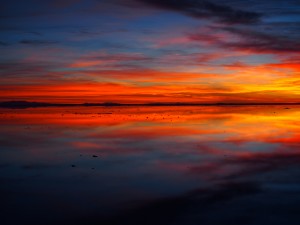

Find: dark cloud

[189,26,300,54]
[83,53,153,62]
[19,39,59,45]
[0,61,65,84]
[25,31,43,36]
[50,0,82,9]
[222,27,300,53]
[136,0,262,24]
[0,61,56,74]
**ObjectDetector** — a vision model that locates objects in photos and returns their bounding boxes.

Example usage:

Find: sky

[0,0,300,103]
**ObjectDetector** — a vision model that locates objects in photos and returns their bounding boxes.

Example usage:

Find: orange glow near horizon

[1,60,300,104]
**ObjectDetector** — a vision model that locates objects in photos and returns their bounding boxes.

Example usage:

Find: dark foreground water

[1,106,300,225]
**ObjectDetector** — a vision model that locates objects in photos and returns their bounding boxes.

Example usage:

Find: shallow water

[1,106,300,225]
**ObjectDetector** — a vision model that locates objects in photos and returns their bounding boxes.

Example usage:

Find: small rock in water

[92,155,98,158]
[71,165,76,167]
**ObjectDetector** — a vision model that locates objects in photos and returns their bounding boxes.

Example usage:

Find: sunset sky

[1,0,300,103]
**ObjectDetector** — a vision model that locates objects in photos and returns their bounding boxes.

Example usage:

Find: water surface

[1,106,300,225]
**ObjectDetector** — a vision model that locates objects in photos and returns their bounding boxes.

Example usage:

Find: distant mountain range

[0,101,300,109]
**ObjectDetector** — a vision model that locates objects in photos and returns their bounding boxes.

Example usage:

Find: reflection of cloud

[187,144,300,182]
[224,151,300,177]
[0,41,9,46]
[97,181,261,225]
[21,164,56,170]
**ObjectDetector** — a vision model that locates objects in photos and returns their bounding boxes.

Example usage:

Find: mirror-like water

[1,106,300,225]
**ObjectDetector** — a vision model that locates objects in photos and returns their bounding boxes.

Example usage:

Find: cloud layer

[0,0,299,103]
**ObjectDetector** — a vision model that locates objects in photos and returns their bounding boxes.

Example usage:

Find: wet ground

[1,106,300,225]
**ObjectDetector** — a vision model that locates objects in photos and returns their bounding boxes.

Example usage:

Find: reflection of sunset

[1,106,300,224]
[1,106,300,183]
[1,106,300,150]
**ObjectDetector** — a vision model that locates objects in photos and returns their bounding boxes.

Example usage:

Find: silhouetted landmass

[0,101,77,109]
[1,101,300,109]
[84,102,122,106]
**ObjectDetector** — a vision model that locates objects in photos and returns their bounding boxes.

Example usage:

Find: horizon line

[1,100,300,108]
